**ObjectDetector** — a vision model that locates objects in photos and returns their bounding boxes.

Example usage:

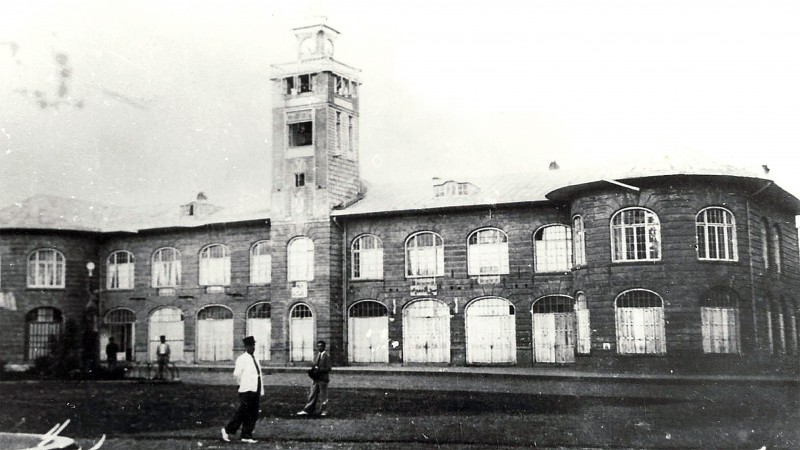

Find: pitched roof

[0,195,270,233]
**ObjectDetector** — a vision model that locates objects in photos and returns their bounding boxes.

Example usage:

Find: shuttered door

[402,300,450,363]
[533,313,575,363]
[197,318,234,361]
[616,307,666,355]
[701,307,740,353]
[533,313,556,362]
[465,298,516,364]
[246,318,272,362]
[149,308,184,362]
[349,316,389,363]
[290,317,314,362]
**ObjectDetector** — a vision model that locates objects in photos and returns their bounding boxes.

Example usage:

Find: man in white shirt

[221,336,264,444]
[155,335,170,380]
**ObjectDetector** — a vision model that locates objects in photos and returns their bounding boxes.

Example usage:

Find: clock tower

[269,22,361,364]
[270,22,361,222]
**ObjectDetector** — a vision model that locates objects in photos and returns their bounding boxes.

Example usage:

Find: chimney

[549,161,560,170]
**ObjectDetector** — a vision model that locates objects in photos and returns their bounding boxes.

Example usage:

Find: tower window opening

[288,121,312,147]
[284,77,295,95]
[295,173,305,187]
[299,74,313,93]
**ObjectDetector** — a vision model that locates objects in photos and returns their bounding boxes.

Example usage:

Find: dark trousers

[225,391,260,439]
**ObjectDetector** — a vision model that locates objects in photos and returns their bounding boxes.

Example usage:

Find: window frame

[700,287,741,354]
[696,207,738,261]
[610,207,661,262]
[27,248,66,289]
[288,236,315,282]
[151,247,182,288]
[107,250,135,290]
[405,231,445,279]
[351,234,384,280]
[249,241,272,285]
[198,244,231,287]
[533,224,573,273]
[467,227,510,276]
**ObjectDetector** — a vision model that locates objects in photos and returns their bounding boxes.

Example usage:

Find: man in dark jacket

[296,340,331,416]
[105,337,119,369]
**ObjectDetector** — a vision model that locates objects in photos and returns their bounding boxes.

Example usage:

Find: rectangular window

[335,111,342,154]
[285,76,295,95]
[288,122,313,147]
[295,173,305,187]
[299,74,313,93]
[347,115,354,155]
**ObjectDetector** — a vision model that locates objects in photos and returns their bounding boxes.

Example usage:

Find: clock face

[323,39,334,56]
[300,38,315,55]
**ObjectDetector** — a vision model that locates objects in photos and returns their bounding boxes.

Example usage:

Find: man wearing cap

[221,336,264,444]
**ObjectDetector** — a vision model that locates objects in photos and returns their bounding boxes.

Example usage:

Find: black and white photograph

[1,1,798,448]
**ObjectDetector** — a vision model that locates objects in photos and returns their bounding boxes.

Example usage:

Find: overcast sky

[1,0,799,211]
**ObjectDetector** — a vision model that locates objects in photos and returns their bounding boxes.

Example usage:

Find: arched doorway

[465,297,516,364]
[246,302,272,362]
[102,308,135,362]
[289,304,314,362]
[196,305,234,361]
[26,307,63,360]
[532,295,575,363]
[148,307,184,362]
[402,299,450,363]
[348,300,389,363]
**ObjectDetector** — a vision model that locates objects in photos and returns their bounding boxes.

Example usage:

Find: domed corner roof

[544,153,800,213]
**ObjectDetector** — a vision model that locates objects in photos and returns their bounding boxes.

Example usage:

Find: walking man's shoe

[296,411,308,415]
[320,412,328,416]
[241,438,258,443]
[221,428,230,442]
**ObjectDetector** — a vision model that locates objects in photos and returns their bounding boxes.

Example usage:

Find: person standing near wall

[105,336,119,370]
[222,336,264,444]
[155,335,170,380]
[296,340,331,417]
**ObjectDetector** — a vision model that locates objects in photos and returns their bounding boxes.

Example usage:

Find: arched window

[615,289,666,354]
[288,237,314,282]
[467,228,509,276]
[405,232,444,278]
[107,250,135,290]
[104,308,136,362]
[152,247,181,288]
[700,287,740,353]
[27,249,66,288]
[250,241,272,285]
[352,234,384,280]
[611,208,661,262]
[534,225,572,272]
[572,216,586,268]
[199,244,230,286]
[349,300,388,318]
[26,307,63,360]
[696,207,737,261]
[247,302,271,319]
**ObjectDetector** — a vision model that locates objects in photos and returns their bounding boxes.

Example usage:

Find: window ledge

[26,286,65,290]
[696,259,740,266]
[350,278,384,282]
[610,260,663,267]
